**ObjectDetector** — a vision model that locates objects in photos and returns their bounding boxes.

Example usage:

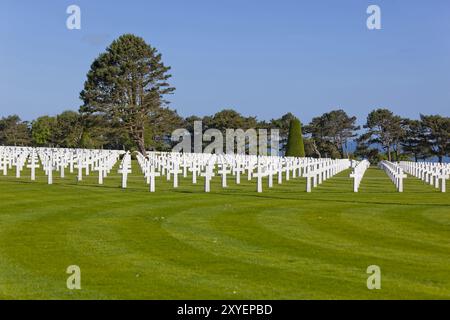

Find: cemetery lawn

[0,164,449,300]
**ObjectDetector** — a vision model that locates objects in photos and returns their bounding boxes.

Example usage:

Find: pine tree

[80,34,175,155]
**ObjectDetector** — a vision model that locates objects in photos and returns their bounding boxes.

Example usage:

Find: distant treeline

[1,108,448,163]
[1,34,448,163]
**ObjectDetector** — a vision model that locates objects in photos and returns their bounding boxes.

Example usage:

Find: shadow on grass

[2,176,448,208]
[172,189,450,208]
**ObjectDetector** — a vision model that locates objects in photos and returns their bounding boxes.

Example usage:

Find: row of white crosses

[302,158,352,192]
[133,151,353,193]
[0,146,29,176]
[379,160,407,192]
[349,160,370,192]
[399,161,449,192]
[37,148,123,185]
[4,146,448,194]
[0,146,124,185]
[0,147,5,175]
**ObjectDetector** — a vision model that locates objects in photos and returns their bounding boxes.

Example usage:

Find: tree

[400,119,431,162]
[146,107,184,151]
[354,133,382,163]
[270,112,297,152]
[322,110,359,157]
[305,110,359,158]
[31,116,56,146]
[80,34,175,155]
[0,115,31,146]
[420,114,450,163]
[53,111,84,148]
[183,109,260,153]
[207,109,252,131]
[285,118,305,157]
[362,109,404,161]
[77,114,121,149]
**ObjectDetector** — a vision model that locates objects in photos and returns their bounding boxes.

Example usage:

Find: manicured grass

[0,163,449,299]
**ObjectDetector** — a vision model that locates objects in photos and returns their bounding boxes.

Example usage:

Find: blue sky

[1,0,449,124]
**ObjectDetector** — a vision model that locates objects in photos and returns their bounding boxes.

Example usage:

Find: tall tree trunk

[130,122,147,156]
[135,132,146,156]
[311,140,321,158]
[340,143,345,159]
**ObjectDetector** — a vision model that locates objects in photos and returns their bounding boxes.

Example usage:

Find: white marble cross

[396,167,407,192]
[170,162,182,188]
[277,161,284,184]
[47,155,54,185]
[1,153,7,175]
[437,168,449,193]
[181,158,189,178]
[200,165,215,192]
[246,162,254,181]
[59,157,66,178]
[304,171,314,192]
[267,163,275,188]
[148,165,160,192]
[76,157,84,182]
[68,156,75,173]
[189,164,200,184]
[253,164,267,193]
[15,159,23,178]
[233,163,244,185]
[96,160,107,185]
[27,151,39,181]
[285,161,291,181]
[118,154,132,189]
[218,164,231,188]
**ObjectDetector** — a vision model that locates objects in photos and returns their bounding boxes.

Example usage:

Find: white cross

[97,161,107,185]
[148,165,160,192]
[85,157,91,176]
[350,171,360,192]
[27,152,39,181]
[2,154,7,175]
[76,157,84,181]
[277,162,284,184]
[438,168,449,193]
[15,160,21,178]
[396,168,407,192]
[118,155,132,189]
[246,163,254,181]
[267,164,275,188]
[285,162,291,181]
[69,156,75,173]
[253,164,267,193]
[170,162,182,188]
[47,155,54,185]
[181,158,189,178]
[303,165,316,193]
[200,165,215,192]
[218,164,231,188]
[233,163,244,185]
[59,159,66,178]
[189,164,200,184]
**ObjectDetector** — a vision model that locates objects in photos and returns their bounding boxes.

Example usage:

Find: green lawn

[0,163,449,299]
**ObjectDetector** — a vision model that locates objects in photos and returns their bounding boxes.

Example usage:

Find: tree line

[1,34,448,163]
[1,108,448,162]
